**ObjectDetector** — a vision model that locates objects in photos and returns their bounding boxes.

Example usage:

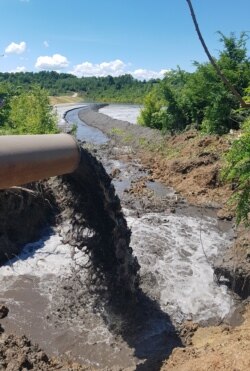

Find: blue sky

[0,0,249,79]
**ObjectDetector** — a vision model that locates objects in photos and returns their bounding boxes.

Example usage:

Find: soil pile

[139,131,233,212]
[161,304,250,371]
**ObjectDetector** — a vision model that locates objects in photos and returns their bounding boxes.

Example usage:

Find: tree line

[0,72,157,104]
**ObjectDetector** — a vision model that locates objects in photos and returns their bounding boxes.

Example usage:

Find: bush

[222,116,250,225]
[3,86,58,135]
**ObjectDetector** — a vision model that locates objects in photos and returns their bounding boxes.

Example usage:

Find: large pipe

[0,134,81,189]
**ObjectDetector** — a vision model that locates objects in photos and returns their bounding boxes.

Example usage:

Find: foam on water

[0,233,74,278]
[127,211,234,323]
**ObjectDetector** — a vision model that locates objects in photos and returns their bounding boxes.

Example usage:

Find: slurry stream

[66,106,108,144]
[0,105,236,369]
[127,210,234,323]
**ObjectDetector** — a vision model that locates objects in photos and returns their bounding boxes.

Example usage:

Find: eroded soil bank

[0,185,53,264]
[161,303,250,371]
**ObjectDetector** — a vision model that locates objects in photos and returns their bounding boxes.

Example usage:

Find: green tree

[8,86,58,134]
[222,115,250,225]
[137,87,164,129]
[140,33,250,134]
[0,83,12,128]
[186,0,250,109]
[138,69,191,132]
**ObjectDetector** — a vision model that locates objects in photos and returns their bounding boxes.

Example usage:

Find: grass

[49,95,84,105]
[109,127,126,136]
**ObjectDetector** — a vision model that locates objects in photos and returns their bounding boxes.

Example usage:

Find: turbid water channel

[0,105,236,370]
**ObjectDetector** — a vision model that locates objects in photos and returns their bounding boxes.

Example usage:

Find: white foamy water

[0,233,75,278]
[99,104,141,124]
[126,211,234,323]
[0,210,234,324]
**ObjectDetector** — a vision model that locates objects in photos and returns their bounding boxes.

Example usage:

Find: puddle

[147,181,177,199]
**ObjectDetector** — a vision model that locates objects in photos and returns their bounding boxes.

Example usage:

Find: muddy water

[0,107,236,369]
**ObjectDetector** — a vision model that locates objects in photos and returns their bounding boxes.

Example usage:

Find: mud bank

[0,185,54,264]
[0,325,91,370]
[214,225,250,299]
[79,105,161,144]
[161,304,250,371]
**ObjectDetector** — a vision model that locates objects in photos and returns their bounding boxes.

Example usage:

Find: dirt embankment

[161,304,250,371]
[79,108,232,209]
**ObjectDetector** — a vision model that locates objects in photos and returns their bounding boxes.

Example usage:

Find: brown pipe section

[0,134,81,189]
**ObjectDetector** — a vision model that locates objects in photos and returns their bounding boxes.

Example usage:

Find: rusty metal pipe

[0,134,81,189]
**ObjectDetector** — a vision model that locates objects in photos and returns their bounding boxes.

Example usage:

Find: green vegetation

[139,32,250,135]
[49,95,83,105]
[222,117,250,225]
[0,72,157,104]
[0,85,58,135]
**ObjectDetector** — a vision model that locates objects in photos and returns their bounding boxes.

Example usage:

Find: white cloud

[131,68,169,80]
[5,41,26,55]
[70,59,168,80]
[35,54,69,70]
[71,59,126,77]
[43,40,49,48]
[10,66,27,73]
